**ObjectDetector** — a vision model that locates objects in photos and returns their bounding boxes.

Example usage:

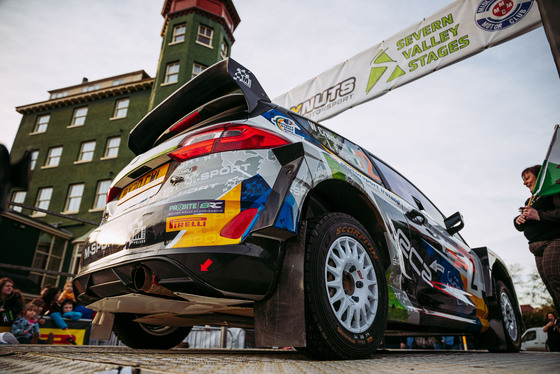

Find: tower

[148,0,240,110]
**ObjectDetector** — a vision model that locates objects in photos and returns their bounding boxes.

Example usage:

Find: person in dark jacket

[514,165,560,312]
[543,311,560,352]
[0,277,23,327]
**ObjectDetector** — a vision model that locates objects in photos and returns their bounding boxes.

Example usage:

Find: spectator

[0,332,19,344]
[39,286,68,330]
[0,277,22,327]
[61,299,82,320]
[11,303,53,344]
[58,280,76,303]
[543,311,560,352]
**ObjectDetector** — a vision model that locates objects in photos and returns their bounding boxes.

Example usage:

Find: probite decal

[167,200,225,216]
[475,0,534,31]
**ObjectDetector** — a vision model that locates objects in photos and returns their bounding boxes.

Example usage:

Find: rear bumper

[74,237,284,306]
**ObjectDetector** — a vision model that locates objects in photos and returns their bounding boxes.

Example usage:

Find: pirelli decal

[166,216,207,231]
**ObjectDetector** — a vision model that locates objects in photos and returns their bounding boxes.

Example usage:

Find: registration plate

[118,163,170,205]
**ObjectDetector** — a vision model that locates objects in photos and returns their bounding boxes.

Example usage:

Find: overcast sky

[1,1,558,302]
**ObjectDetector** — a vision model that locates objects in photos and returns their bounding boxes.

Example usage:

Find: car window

[290,114,383,185]
[370,156,446,226]
[522,330,536,342]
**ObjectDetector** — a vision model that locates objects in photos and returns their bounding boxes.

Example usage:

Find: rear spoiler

[128,58,271,155]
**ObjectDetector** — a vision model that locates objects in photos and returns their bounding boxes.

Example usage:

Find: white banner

[274,0,542,122]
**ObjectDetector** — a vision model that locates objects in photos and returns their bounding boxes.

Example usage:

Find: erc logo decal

[366,49,406,94]
[166,216,207,231]
[475,0,534,31]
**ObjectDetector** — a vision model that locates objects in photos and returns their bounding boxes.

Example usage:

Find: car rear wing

[128,58,271,155]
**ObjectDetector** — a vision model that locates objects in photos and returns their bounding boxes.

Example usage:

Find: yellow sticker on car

[119,163,170,205]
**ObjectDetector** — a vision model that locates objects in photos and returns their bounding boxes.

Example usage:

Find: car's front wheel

[113,313,192,349]
[300,213,388,360]
[494,280,522,352]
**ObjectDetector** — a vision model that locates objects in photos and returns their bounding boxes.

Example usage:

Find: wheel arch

[300,179,391,270]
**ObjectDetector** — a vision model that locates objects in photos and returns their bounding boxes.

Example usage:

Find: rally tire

[300,213,388,360]
[494,281,522,352]
[113,313,191,349]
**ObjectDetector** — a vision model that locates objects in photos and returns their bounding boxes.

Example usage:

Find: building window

[197,25,213,47]
[33,114,50,133]
[221,40,228,59]
[112,78,125,86]
[172,24,186,43]
[64,183,84,213]
[82,84,100,92]
[104,137,121,158]
[30,150,39,170]
[164,62,180,84]
[77,141,96,162]
[113,98,130,119]
[10,191,26,212]
[35,187,53,212]
[30,233,68,288]
[192,63,207,79]
[93,180,111,210]
[70,107,88,127]
[50,91,67,100]
[45,146,63,167]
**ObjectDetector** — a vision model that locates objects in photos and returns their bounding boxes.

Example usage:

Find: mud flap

[90,311,115,341]
[254,221,306,347]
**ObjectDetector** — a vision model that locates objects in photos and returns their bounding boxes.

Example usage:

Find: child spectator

[58,280,76,303]
[61,299,82,320]
[39,286,68,330]
[11,303,53,344]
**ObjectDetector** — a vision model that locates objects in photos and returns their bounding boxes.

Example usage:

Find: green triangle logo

[365,50,406,94]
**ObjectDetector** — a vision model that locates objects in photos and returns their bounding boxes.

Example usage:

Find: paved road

[0,346,559,373]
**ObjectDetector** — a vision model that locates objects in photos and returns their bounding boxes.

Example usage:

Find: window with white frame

[113,98,130,118]
[93,180,111,210]
[30,233,68,287]
[221,40,228,59]
[30,150,39,170]
[172,24,186,43]
[45,146,63,167]
[64,183,84,213]
[70,107,88,127]
[104,137,121,158]
[112,78,125,86]
[192,63,207,79]
[197,25,213,47]
[33,114,50,133]
[10,191,26,212]
[77,141,96,162]
[35,187,53,212]
[164,62,180,84]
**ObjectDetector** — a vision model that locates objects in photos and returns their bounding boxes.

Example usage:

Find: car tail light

[168,124,290,162]
[220,208,259,239]
[106,186,122,204]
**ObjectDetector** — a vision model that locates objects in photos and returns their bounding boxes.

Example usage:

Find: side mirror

[444,211,464,235]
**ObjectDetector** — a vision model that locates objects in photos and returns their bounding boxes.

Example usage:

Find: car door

[371,157,482,319]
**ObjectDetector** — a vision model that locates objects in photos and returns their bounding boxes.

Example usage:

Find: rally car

[74,58,522,359]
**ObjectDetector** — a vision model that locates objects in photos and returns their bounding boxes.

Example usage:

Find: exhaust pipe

[132,265,174,297]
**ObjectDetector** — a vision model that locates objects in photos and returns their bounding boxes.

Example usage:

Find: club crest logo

[475,0,534,32]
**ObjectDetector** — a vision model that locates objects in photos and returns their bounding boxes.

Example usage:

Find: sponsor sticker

[166,216,207,232]
[167,200,225,216]
[475,0,534,31]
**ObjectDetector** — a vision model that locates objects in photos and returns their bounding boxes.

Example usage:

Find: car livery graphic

[74,58,523,359]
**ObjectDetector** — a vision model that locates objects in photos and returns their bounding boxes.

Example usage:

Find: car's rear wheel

[299,213,387,360]
[113,313,192,349]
